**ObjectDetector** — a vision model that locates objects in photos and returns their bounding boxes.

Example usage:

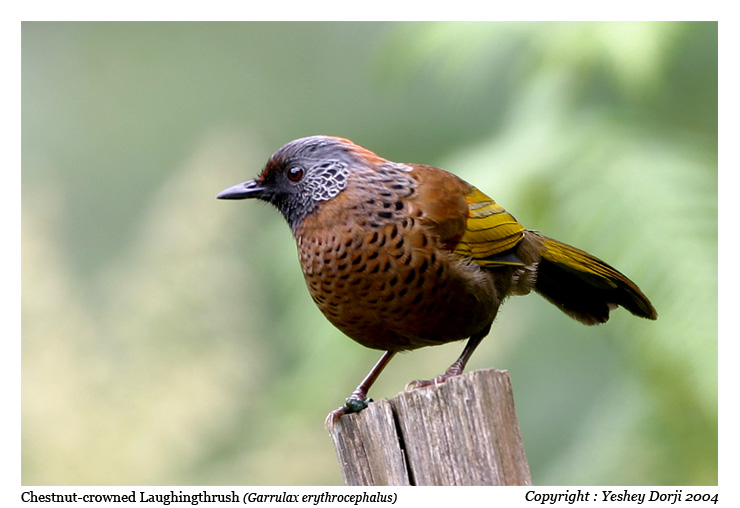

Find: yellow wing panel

[452,187,525,265]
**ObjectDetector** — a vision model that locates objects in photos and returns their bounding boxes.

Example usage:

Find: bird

[217,135,657,427]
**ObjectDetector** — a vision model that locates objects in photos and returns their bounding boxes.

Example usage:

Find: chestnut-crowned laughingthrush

[217,135,657,427]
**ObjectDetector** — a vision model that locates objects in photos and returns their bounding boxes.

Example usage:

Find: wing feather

[452,187,525,265]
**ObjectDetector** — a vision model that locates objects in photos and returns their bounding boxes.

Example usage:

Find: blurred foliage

[22,22,717,485]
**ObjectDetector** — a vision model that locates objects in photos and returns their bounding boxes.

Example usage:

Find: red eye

[287,166,304,182]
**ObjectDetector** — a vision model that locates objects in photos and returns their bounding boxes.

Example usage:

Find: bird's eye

[287,166,304,182]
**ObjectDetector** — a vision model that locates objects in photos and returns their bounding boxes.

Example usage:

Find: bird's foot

[405,365,464,390]
[324,396,373,431]
[405,375,447,390]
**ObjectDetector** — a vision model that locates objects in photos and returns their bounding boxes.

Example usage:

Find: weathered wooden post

[329,368,532,486]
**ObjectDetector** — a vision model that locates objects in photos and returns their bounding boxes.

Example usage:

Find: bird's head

[217,135,387,231]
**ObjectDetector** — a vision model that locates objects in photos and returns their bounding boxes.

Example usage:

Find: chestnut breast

[294,162,499,352]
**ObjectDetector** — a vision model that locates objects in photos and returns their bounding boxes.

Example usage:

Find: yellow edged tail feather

[535,236,657,324]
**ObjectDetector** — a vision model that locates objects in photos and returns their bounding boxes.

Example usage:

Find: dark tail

[533,235,657,325]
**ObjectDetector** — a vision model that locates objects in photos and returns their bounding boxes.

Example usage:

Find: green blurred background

[21,22,717,485]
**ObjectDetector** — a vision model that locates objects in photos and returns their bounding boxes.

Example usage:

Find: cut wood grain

[329,368,532,486]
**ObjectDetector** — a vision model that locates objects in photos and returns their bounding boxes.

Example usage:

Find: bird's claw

[343,396,372,414]
[406,373,455,390]
[324,396,373,431]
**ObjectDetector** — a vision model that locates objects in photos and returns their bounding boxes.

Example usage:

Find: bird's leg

[406,324,491,390]
[325,350,397,429]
